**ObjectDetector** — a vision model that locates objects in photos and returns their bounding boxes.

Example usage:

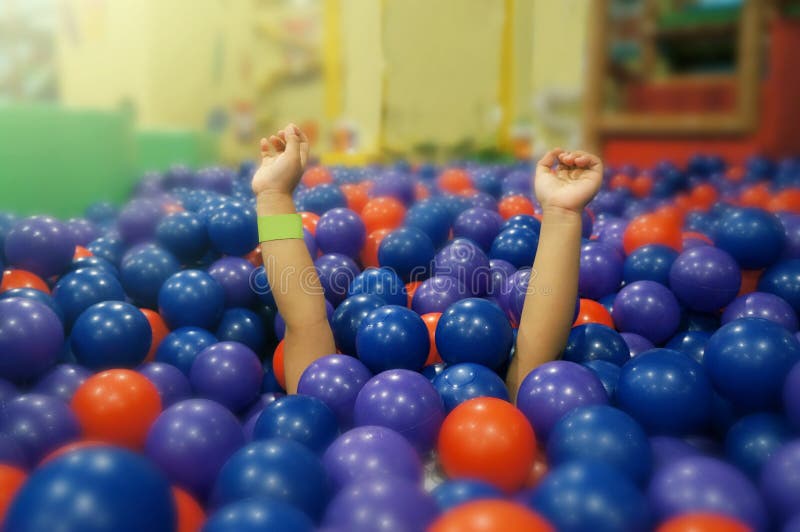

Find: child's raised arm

[506,149,603,400]
[253,124,336,393]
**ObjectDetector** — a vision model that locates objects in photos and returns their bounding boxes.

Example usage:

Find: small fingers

[537,148,564,171]
[269,134,285,152]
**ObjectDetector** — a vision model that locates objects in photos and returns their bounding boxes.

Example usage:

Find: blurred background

[1,0,799,217]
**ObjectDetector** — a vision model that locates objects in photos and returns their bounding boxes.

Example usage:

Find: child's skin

[254,124,602,398]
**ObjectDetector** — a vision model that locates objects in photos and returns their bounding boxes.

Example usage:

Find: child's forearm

[506,206,582,400]
[257,191,336,393]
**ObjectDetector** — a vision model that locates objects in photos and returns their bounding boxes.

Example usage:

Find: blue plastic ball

[581,360,621,400]
[158,269,225,329]
[435,298,513,369]
[297,184,347,215]
[203,497,313,532]
[330,294,385,356]
[216,308,267,354]
[87,234,125,266]
[120,244,181,309]
[207,201,258,256]
[432,362,510,413]
[71,301,152,370]
[715,207,785,269]
[563,323,630,366]
[724,413,794,479]
[490,227,539,269]
[348,267,406,307]
[404,200,452,248]
[254,395,339,453]
[758,259,800,314]
[623,244,679,286]
[155,211,210,264]
[501,214,541,234]
[378,226,435,282]
[431,479,503,511]
[155,326,217,375]
[1,287,64,322]
[53,268,126,327]
[356,305,429,373]
[665,330,711,364]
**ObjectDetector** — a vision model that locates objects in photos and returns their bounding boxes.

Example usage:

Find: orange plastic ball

[406,281,422,308]
[301,166,333,188]
[630,175,653,198]
[415,182,431,201]
[73,245,93,259]
[682,232,714,248]
[655,205,685,227]
[438,168,474,194]
[421,312,442,366]
[573,298,615,328]
[622,213,683,255]
[523,446,549,489]
[498,195,535,220]
[768,188,800,214]
[341,183,370,214]
[689,184,718,211]
[245,245,263,267]
[40,440,105,464]
[739,183,770,208]
[726,166,745,182]
[361,197,406,234]
[163,203,185,215]
[141,309,170,363]
[0,269,50,294]
[609,174,632,190]
[71,369,162,450]
[430,500,554,532]
[361,228,391,269]
[738,269,762,297]
[656,513,751,532]
[173,487,206,532]
[272,339,286,390]
[0,465,26,520]
[438,397,536,493]
[299,212,320,235]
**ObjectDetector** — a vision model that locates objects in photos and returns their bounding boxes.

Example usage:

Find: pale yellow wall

[529,0,591,152]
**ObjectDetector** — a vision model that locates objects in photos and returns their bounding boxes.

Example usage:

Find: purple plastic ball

[297,355,372,428]
[778,212,800,259]
[411,276,468,315]
[4,216,75,278]
[323,477,437,531]
[620,332,654,358]
[760,439,800,524]
[613,281,681,344]
[578,241,624,300]
[0,298,64,383]
[0,394,80,467]
[316,208,366,258]
[31,364,91,403]
[353,369,445,454]
[453,207,504,251]
[432,238,491,297]
[66,218,100,246]
[241,393,283,441]
[596,217,628,254]
[785,362,800,430]
[315,253,361,305]
[722,291,799,332]
[138,362,192,408]
[649,436,704,472]
[117,199,164,244]
[322,425,422,491]
[669,246,741,312]
[189,342,262,413]
[516,361,608,442]
[145,398,244,499]
[207,257,257,308]
[370,172,415,205]
[648,456,768,531]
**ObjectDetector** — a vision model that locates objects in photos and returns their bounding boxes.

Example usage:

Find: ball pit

[1,152,800,531]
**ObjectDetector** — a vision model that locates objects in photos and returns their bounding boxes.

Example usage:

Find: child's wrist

[256,190,296,215]
[541,205,583,225]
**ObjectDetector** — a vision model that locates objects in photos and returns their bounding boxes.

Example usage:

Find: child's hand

[251,123,309,197]
[534,148,603,214]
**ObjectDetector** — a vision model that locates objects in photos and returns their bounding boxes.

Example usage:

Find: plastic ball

[786,362,800,430]
[297,355,371,429]
[411,275,468,314]
[516,361,608,441]
[254,394,339,453]
[525,460,650,532]
[207,257,256,308]
[578,241,623,300]
[53,267,126,326]
[348,267,406,307]
[655,513,751,532]
[573,298,615,328]
[138,362,192,408]
[211,438,329,520]
[71,301,152,370]
[438,397,536,492]
[613,281,682,344]
[434,238,491,296]
[145,399,244,498]
[172,487,206,532]
[321,425,421,491]
[0,287,62,322]
[71,369,162,449]
[758,259,800,314]
[668,246,741,312]
[86,235,125,266]
[490,227,539,269]
[155,211,210,264]
[371,172,415,205]
[32,363,91,403]
[432,362,510,413]
[189,341,261,412]
[722,291,799,332]
[547,405,652,484]
[316,207,366,258]
[704,317,800,411]
[760,439,800,524]
[664,330,710,364]
[323,477,437,531]
[563,323,629,366]
[715,207,785,269]
[622,212,682,255]
[361,196,406,233]
[361,228,389,267]
[648,456,767,531]
[377,226,435,282]
[117,198,164,244]
[617,349,712,435]
[0,464,26,522]
[436,298,513,369]
[215,307,267,354]
[330,294,385,355]
[620,332,654,357]
[155,326,217,375]
[581,360,621,399]
[498,195,535,219]
[431,500,553,532]
[453,207,504,251]
[315,253,361,304]
[70,254,119,277]
[120,244,181,309]
[158,269,225,329]
[431,480,504,512]
[206,201,258,256]
[203,497,313,532]
[0,394,79,467]
[404,200,452,248]
[353,369,445,453]
[356,305,429,373]
[4,446,175,532]
[724,413,794,479]
[0,298,64,382]
[4,216,75,278]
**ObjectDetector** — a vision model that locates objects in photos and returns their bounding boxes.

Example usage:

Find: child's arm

[506,149,603,400]
[253,124,336,393]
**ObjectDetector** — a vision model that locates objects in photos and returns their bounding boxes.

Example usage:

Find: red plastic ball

[173,487,206,532]
[301,166,333,188]
[656,513,751,532]
[430,500,554,532]
[361,197,406,234]
[438,168,473,194]
[0,465,26,521]
[738,183,770,208]
[341,183,370,214]
[0,269,50,294]
[573,298,615,328]
[272,339,286,390]
[141,309,170,363]
[421,312,442,366]
[300,211,320,235]
[71,369,162,450]
[689,183,718,211]
[438,397,536,493]
[630,175,653,198]
[498,195,535,220]
[73,246,93,259]
[41,440,105,464]
[361,228,391,269]
[623,213,682,254]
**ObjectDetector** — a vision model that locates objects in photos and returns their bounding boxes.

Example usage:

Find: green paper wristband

[257,214,304,242]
